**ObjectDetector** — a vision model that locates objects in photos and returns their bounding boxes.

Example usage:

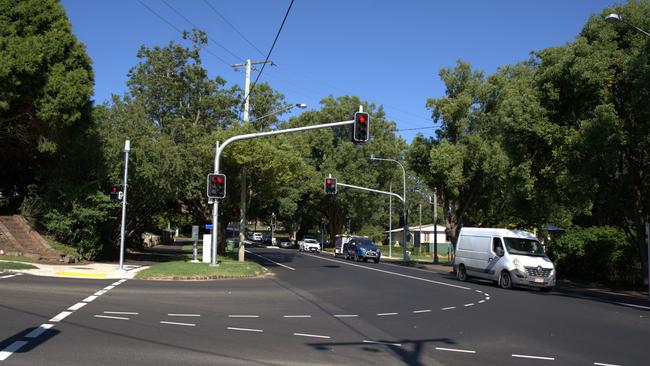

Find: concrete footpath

[1,260,148,279]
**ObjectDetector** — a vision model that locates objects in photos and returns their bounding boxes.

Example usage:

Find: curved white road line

[245,250,295,271]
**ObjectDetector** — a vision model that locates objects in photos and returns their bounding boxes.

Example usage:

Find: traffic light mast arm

[337,182,404,203]
[214,119,354,173]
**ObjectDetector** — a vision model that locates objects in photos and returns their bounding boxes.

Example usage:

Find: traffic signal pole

[336,182,409,263]
[210,111,364,266]
[210,141,219,267]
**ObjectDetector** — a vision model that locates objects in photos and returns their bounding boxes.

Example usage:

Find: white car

[299,238,321,253]
[252,232,263,241]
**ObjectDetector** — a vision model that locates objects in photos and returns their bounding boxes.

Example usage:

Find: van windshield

[503,238,546,257]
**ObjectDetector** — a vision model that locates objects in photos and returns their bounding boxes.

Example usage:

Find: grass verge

[48,240,81,259]
[135,255,266,280]
[0,255,33,263]
[0,261,37,270]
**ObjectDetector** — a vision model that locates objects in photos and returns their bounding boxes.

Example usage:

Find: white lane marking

[93,290,107,296]
[594,362,622,366]
[293,332,331,339]
[167,313,201,317]
[94,315,130,320]
[413,309,432,313]
[512,354,555,361]
[227,327,263,333]
[68,302,87,311]
[24,324,54,338]
[0,274,17,279]
[50,311,72,322]
[484,293,490,297]
[160,321,195,327]
[442,307,456,310]
[245,250,295,271]
[363,340,402,347]
[228,315,259,318]
[111,281,121,286]
[478,300,486,304]
[302,252,470,290]
[118,279,127,283]
[0,341,28,361]
[104,311,139,315]
[615,302,650,310]
[333,314,358,318]
[475,290,483,293]
[377,312,398,316]
[486,297,490,300]
[464,303,475,307]
[82,295,98,302]
[103,285,115,290]
[283,315,312,318]
[436,347,476,354]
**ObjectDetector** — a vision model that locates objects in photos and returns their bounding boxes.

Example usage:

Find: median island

[135,256,267,280]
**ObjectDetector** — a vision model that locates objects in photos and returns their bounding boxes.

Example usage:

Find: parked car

[344,238,381,263]
[278,239,294,249]
[252,232,263,241]
[299,238,321,252]
[454,227,556,291]
[334,235,366,256]
[262,236,277,246]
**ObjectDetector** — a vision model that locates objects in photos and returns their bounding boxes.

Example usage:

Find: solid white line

[293,332,331,339]
[227,327,263,333]
[333,314,358,318]
[363,340,402,347]
[68,302,87,311]
[168,314,201,317]
[615,302,650,310]
[0,341,28,361]
[24,324,54,338]
[82,295,98,302]
[160,321,195,327]
[464,303,475,307]
[50,311,72,322]
[104,311,139,315]
[442,307,456,310]
[245,250,295,271]
[413,309,432,313]
[94,315,130,320]
[283,315,312,318]
[512,354,555,361]
[594,362,622,366]
[377,312,398,316]
[228,315,259,318]
[436,347,476,354]
[0,274,16,279]
[302,252,471,290]
[103,285,115,290]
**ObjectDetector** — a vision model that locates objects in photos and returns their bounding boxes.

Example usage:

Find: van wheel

[457,264,468,282]
[500,270,512,289]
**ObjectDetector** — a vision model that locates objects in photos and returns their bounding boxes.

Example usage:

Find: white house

[387,224,448,247]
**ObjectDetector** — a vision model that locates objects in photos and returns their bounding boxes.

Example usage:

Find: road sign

[205,224,213,230]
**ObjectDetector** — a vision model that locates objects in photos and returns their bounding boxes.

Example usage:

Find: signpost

[191,225,199,263]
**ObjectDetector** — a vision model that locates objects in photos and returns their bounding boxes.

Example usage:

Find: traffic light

[110,185,119,202]
[324,177,337,194]
[353,112,369,142]
[207,173,226,199]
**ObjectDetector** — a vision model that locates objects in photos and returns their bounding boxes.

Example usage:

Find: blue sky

[61,0,617,142]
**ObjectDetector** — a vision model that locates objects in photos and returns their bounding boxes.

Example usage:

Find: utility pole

[119,140,130,271]
[418,203,422,256]
[431,189,439,264]
[232,59,273,262]
[389,183,392,258]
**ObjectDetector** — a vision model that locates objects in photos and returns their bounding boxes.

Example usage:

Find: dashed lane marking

[94,315,130,321]
[376,312,399,316]
[68,302,87,311]
[49,311,72,322]
[594,362,622,366]
[442,307,456,310]
[103,285,115,290]
[228,315,259,318]
[464,303,475,307]
[283,315,312,318]
[227,327,263,333]
[168,314,201,317]
[0,341,28,361]
[160,321,195,327]
[245,250,295,271]
[293,333,331,339]
[512,354,555,361]
[436,347,477,354]
[413,309,432,313]
[363,340,402,347]
[24,324,54,338]
[82,295,98,303]
[104,311,139,315]
[333,314,358,318]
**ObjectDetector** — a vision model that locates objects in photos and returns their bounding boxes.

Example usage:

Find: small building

[387,224,448,247]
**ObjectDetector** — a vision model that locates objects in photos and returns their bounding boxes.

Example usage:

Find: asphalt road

[1,250,649,365]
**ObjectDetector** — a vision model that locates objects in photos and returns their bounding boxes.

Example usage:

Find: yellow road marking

[55,272,107,278]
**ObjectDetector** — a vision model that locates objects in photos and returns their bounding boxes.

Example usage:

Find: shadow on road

[0,326,60,358]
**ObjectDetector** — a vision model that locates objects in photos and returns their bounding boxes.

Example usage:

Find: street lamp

[605,13,650,37]
[255,103,308,124]
[370,154,409,262]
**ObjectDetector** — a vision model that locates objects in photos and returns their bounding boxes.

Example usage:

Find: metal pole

[211,141,219,267]
[238,168,246,261]
[646,222,649,302]
[389,183,392,258]
[243,59,251,123]
[419,203,422,256]
[432,190,439,264]
[119,140,130,271]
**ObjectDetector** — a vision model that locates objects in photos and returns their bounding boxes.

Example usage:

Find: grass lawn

[0,261,37,270]
[135,255,266,280]
[0,255,33,263]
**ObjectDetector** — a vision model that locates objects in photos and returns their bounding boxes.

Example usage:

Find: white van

[334,235,354,256]
[454,227,556,291]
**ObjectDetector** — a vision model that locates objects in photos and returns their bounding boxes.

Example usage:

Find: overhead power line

[202,0,266,57]
[242,0,295,109]
[396,126,437,132]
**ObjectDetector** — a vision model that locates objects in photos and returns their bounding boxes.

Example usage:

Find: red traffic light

[358,115,366,123]
[111,186,118,193]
